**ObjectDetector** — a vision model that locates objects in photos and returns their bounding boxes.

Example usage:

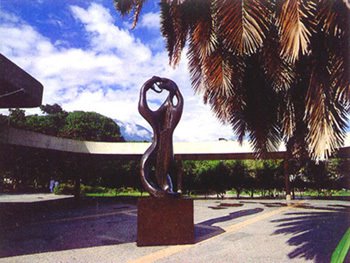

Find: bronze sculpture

[139,76,183,198]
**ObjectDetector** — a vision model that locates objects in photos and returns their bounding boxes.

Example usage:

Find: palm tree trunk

[74,177,80,202]
[284,152,291,200]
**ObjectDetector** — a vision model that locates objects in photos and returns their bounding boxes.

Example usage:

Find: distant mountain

[115,120,152,142]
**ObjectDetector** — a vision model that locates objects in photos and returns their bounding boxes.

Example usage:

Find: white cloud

[0,2,235,142]
[0,9,20,24]
[139,12,160,30]
[70,3,152,61]
[123,122,151,138]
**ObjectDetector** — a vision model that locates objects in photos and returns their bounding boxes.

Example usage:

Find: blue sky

[0,0,234,142]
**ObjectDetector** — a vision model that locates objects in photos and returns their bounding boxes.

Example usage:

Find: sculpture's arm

[138,76,162,125]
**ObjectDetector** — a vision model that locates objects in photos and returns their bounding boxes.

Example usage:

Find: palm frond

[280,93,295,141]
[283,72,310,160]
[229,55,282,155]
[230,109,247,144]
[160,2,177,64]
[277,0,317,63]
[160,1,194,66]
[187,0,214,56]
[216,0,271,55]
[316,0,350,104]
[305,64,347,161]
[187,0,214,92]
[170,3,190,66]
[317,0,349,39]
[194,53,245,124]
[114,0,146,28]
[114,0,135,16]
[261,24,295,92]
[304,3,350,160]
[131,0,146,28]
[203,47,234,99]
[187,39,204,94]
[330,54,350,104]
[164,0,186,3]
[186,1,248,122]
[207,95,232,122]
[200,49,245,123]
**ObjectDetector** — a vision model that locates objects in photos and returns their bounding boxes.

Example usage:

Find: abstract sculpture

[138,76,183,198]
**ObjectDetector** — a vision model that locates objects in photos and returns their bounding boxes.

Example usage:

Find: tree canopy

[114,0,350,161]
[6,104,124,142]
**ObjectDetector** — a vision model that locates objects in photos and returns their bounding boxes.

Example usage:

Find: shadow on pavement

[271,205,350,262]
[208,202,244,209]
[240,200,350,212]
[0,201,137,258]
[0,201,264,257]
[195,208,264,243]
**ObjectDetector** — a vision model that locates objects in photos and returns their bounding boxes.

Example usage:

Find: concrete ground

[0,194,349,263]
[0,193,73,203]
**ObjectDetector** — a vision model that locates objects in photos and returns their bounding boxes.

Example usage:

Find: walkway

[0,196,349,262]
[0,193,72,203]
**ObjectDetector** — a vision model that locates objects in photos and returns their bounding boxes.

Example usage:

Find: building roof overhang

[0,54,43,108]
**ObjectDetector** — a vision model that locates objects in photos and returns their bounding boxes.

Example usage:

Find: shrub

[54,183,75,195]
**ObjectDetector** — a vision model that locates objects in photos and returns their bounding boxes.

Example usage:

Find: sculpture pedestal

[137,197,194,246]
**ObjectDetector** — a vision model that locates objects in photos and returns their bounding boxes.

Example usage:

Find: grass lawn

[85,191,149,197]
[56,183,350,198]
[302,189,350,197]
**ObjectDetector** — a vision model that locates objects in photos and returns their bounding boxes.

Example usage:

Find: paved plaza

[0,194,349,262]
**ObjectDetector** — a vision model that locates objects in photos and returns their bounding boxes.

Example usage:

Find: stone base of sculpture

[137,197,194,246]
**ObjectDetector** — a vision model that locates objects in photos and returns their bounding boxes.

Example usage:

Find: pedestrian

[49,179,55,193]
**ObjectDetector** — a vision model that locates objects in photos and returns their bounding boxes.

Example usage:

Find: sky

[0,0,234,142]
[0,0,349,147]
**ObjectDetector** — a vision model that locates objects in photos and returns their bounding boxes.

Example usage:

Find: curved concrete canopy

[0,127,349,160]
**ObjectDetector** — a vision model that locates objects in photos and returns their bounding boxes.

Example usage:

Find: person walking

[49,179,55,193]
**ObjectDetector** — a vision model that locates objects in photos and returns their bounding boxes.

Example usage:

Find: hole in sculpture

[172,95,178,107]
[147,88,170,111]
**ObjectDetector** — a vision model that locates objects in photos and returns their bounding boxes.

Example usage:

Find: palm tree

[114,0,349,162]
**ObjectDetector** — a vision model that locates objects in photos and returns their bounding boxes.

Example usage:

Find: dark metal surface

[0,54,43,108]
[138,76,183,198]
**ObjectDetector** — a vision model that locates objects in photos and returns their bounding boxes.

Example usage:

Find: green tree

[333,158,350,190]
[304,161,331,196]
[40,103,66,115]
[255,161,284,197]
[1,105,126,193]
[7,104,124,142]
[8,108,25,128]
[182,160,197,195]
[226,161,249,198]
[60,111,124,142]
[211,161,231,198]
[192,161,213,196]
[190,160,232,198]
[0,114,7,126]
